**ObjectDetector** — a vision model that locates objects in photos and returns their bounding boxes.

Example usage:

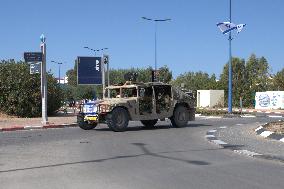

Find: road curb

[198,108,284,117]
[205,125,284,163]
[254,124,284,142]
[0,123,78,132]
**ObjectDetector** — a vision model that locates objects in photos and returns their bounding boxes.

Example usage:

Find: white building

[197,90,224,108]
[57,76,68,84]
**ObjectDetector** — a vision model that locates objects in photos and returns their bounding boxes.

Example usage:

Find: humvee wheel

[141,119,158,128]
[77,114,98,130]
[170,105,189,128]
[106,107,129,132]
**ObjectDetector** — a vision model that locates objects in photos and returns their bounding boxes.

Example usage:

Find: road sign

[30,62,41,74]
[77,57,102,85]
[24,52,43,62]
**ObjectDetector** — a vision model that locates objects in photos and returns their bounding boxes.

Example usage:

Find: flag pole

[228,0,233,113]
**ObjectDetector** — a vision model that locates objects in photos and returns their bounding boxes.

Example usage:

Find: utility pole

[40,34,48,125]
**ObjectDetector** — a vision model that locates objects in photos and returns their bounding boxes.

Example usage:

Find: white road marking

[268,115,283,118]
[208,129,217,133]
[24,126,43,130]
[234,150,261,156]
[219,126,227,129]
[212,140,227,145]
[254,126,263,132]
[205,135,216,138]
[241,115,256,118]
[260,131,274,137]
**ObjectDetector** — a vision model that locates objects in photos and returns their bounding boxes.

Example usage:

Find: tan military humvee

[78,81,195,132]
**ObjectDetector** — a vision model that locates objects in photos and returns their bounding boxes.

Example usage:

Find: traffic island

[255,121,284,142]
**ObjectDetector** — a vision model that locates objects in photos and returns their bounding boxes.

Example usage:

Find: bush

[0,60,63,117]
[196,108,242,116]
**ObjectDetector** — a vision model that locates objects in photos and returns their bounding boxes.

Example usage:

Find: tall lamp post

[142,17,171,81]
[51,60,63,84]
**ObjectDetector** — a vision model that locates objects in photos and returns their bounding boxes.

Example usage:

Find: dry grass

[264,121,284,134]
[0,111,77,128]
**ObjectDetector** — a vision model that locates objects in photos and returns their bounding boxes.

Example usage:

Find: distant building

[56,76,68,84]
[197,90,224,108]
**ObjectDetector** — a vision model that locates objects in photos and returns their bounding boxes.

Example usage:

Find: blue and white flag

[217,22,246,34]
[236,24,246,33]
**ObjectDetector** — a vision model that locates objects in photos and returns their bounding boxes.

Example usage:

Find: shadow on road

[94,123,212,132]
[0,143,212,174]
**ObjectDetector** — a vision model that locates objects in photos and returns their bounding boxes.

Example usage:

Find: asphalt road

[0,117,283,189]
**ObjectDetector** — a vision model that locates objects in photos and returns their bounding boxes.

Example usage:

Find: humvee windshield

[105,87,138,98]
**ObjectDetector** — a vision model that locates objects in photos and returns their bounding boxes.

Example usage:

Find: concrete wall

[209,90,224,107]
[197,90,224,108]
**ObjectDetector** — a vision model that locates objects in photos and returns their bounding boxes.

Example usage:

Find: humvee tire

[106,107,129,132]
[77,114,98,130]
[141,119,158,128]
[170,105,189,128]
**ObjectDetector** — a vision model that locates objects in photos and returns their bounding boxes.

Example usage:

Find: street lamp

[84,46,108,56]
[142,16,171,81]
[51,60,63,84]
[83,46,110,97]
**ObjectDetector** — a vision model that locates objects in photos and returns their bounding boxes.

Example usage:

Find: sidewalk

[0,112,77,131]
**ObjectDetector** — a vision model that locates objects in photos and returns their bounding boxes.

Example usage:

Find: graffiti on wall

[255,91,284,109]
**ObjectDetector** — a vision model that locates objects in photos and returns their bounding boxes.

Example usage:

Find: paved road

[0,117,283,189]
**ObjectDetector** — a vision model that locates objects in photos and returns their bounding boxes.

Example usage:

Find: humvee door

[138,86,154,115]
[154,85,173,116]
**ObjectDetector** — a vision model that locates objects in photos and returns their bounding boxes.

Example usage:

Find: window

[122,87,137,98]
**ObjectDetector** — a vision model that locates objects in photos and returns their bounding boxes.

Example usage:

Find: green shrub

[0,60,63,117]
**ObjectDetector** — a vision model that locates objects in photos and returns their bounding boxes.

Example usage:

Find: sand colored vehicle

[77,81,195,132]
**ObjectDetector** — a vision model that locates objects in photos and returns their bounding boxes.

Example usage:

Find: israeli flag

[217,22,246,34]
[236,24,246,33]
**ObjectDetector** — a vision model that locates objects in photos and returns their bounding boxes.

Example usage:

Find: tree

[158,65,172,83]
[272,68,284,91]
[171,71,218,98]
[219,54,271,107]
[219,57,246,107]
[66,59,77,87]
[244,54,270,107]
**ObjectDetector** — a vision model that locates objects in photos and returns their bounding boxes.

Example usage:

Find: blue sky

[0,0,283,79]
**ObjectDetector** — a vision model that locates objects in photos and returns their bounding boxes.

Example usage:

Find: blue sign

[77,57,102,85]
[24,52,43,62]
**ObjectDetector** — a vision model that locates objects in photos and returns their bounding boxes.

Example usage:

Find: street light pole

[84,46,108,99]
[142,17,171,81]
[51,61,63,84]
[228,0,233,113]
